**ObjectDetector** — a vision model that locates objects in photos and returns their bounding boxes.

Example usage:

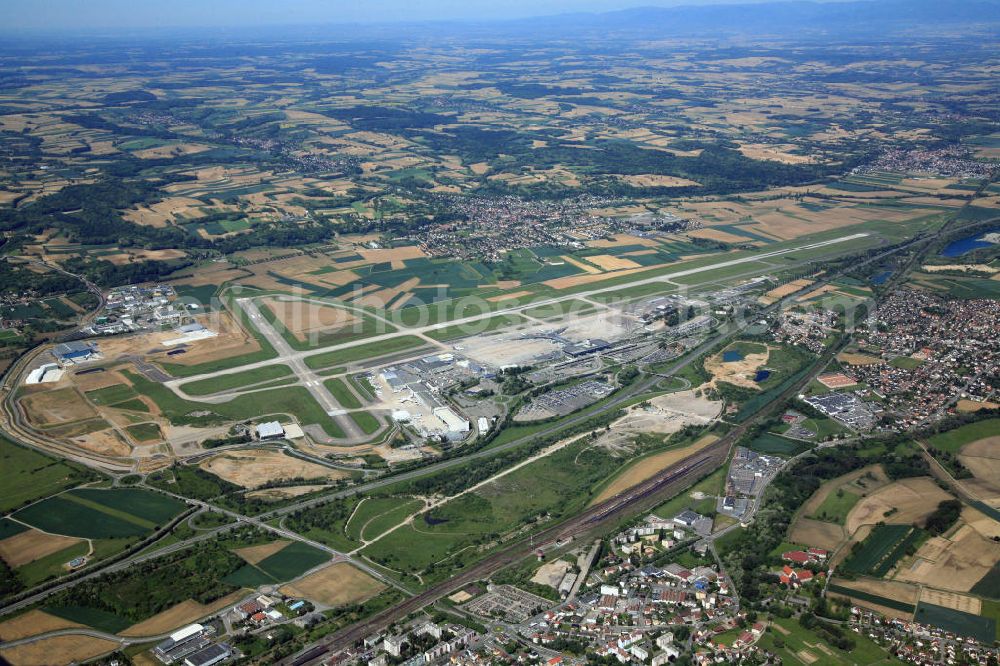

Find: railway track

[283,438,732,665]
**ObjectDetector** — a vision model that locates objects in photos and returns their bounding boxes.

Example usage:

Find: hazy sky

[6,0,848,31]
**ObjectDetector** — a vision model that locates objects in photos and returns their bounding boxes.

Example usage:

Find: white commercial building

[477,416,490,435]
[433,407,470,433]
[256,421,284,439]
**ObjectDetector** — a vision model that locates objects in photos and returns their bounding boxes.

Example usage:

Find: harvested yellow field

[0,636,118,666]
[486,290,534,303]
[738,143,815,164]
[759,278,815,304]
[788,518,845,551]
[838,352,884,366]
[123,196,207,227]
[103,249,187,266]
[586,254,642,271]
[957,399,1000,413]
[593,434,718,503]
[845,477,953,534]
[689,228,757,244]
[261,297,358,341]
[544,264,662,290]
[200,449,347,489]
[0,529,83,568]
[132,143,211,159]
[279,562,385,607]
[828,578,918,620]
[357,246,425,264]
[355,276,420,309]
[919,588,981,614]
[961,506,1000,540]
[560,255,603,274]
[896,524,999,592]
[119,590,246,637]
[235,540,290,566]
[959,436,1000,500]
[0,610,85,641]
[616,174,700,187]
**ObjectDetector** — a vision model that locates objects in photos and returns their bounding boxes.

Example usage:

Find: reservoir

[940,227,1000,258]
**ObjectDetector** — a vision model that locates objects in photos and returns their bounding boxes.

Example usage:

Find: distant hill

[503,0,1000,38]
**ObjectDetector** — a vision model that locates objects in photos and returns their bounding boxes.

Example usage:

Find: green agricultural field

[0,436,95,514]
[305,335,426,370]
[928,419,1000,454]
[16,540,91,587]
[13,488,185,539]
[126,423,161,442]
[971,562,1000,599]
[180,364,294,396]
[914,602,996,644]
[123,370,345,438]
[809,488,861,524]
[842,524,925,577]
[254,541,330,581]
[980,600,1000,641]
[45,604,134,634]
[70,489,187,526]
[0,518,28,540]
[324,377,362,409]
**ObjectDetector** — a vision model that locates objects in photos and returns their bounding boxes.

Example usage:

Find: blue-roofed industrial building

[51,341,97,363]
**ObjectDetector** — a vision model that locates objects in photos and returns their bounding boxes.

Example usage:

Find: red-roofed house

[781,550,811,565]
[807,548,828,560]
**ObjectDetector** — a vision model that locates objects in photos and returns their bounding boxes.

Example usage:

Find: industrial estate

[0,1,999,665]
